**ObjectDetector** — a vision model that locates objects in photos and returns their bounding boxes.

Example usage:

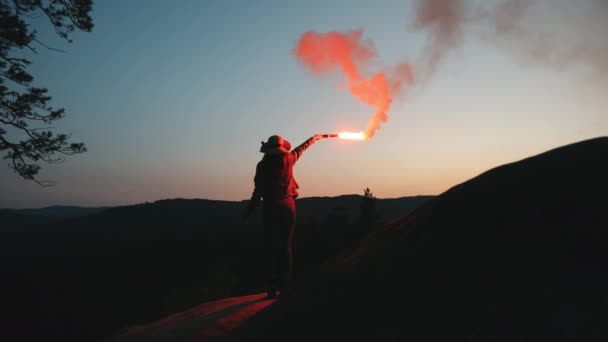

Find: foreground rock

[227,137,608,341]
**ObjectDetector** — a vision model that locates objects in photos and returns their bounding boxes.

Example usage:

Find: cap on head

[260,135,291,153]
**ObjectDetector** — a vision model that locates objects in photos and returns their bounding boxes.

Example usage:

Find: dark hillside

[0,195,430,341]
[1,205,109,219]
[228,137,608,341]
[0,205,108,227]
[0,211,52,228]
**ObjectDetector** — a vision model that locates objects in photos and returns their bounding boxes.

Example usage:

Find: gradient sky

[1,0,606,208]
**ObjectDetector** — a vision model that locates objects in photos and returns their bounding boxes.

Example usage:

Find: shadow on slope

[108,293,276,342]
[228,137,608,341]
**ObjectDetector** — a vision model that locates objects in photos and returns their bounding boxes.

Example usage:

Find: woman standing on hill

[244,134,323,298]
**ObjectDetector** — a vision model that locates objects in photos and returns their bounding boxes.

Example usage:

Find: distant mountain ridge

[0,205,108,217]
[1,195,433,230]
[0,205,109,228]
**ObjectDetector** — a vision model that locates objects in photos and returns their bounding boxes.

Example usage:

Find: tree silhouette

[0,0,93,185]
[360,187,377,229]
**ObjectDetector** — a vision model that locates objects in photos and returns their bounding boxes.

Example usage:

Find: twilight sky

[1,0,607,208]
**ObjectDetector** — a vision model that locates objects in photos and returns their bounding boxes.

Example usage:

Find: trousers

[262,196,296,290]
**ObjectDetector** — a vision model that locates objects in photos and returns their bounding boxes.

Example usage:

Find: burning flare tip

[337,131,366,140]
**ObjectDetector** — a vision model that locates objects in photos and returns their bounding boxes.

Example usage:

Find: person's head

[260,135,291,154]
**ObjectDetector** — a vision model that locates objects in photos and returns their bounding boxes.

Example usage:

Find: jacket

[248,136,317,209]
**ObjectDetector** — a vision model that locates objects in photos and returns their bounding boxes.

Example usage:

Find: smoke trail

[412,0,608,82]
[413,0,467,80]
[489,0,608,81]
[294,31,414,138]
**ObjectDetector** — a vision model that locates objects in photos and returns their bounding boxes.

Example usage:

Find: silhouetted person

[244,134,323,298]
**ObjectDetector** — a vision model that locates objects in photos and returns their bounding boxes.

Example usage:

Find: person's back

[257,152,296,200]
[251,135,319,202]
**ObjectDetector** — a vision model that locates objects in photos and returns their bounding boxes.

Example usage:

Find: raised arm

[290,135,322,163]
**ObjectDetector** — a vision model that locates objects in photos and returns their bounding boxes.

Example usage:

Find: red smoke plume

[295,30,413,139]
[295,1,606,138]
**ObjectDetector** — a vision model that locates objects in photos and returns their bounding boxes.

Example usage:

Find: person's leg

[263,201,280,296]
[278,197,296,290]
